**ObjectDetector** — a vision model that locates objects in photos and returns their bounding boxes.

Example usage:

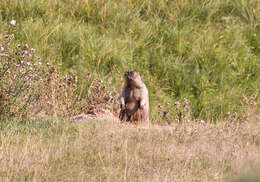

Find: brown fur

[119,71,149,124]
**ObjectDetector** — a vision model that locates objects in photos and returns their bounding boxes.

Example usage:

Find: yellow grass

[0,119,259,181]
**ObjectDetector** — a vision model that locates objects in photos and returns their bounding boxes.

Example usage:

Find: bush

[0,34,45,120]
[0,34,118,122]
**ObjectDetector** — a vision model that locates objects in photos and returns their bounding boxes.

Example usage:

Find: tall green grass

[1,0,259,121]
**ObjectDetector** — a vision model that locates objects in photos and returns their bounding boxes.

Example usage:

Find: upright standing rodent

[119,71,149,124]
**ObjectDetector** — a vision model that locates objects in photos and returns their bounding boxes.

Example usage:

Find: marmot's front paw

[120,104,125,110]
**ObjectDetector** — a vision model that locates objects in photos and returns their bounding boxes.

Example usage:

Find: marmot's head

[124,71,139,80]
[124,71,142,87]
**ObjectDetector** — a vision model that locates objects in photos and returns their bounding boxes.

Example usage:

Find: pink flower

[46,72,50,76]
[21,60,26,65]
[33,103,37,108]
[24,50,29,54]
[4,52,9,56]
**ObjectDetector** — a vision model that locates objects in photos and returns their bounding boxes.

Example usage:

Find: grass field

[0,0,259,121]
[1,1,260,181]
[0,119,259,181]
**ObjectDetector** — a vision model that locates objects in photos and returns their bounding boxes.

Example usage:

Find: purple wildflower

[46,72,50,76]
[21,60,26,65]
[33,103,37,108]
[24,50,29,54]
[6,40,10,45]
[5,52,9,56]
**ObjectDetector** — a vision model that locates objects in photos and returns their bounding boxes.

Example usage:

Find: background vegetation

[1,0,260,121]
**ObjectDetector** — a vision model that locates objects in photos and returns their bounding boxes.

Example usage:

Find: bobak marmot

[119,71,149,124]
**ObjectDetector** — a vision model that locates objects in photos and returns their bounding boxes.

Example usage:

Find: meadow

[1,0,260,181]
[0,0,259,121]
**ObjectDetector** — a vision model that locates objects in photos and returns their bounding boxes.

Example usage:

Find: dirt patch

[72,108,120,122]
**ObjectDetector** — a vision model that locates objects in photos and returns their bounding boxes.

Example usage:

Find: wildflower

[6,40,10,45]
[174,101,180,109]
[10,20,16,26]
[33,103,37,108]
[24,50,29,54]
[46,72,50,76]
[0,46,4,52]
[31,48,36,52]
[4,35,8,39]
[4,52,9,56]
[21,60,26,65]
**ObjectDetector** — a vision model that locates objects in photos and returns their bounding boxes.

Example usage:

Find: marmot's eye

[129,71,134,75]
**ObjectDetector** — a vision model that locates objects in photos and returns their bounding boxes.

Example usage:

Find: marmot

[119,71,149,124]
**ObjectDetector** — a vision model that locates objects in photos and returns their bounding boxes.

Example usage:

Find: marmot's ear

[133,71,139,77]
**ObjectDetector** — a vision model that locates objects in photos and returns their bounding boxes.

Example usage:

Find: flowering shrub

[0,34,118,121]
[157,98,193,124]
[0,34,48,120]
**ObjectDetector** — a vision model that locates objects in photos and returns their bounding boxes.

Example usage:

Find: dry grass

[0,119,259,181]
